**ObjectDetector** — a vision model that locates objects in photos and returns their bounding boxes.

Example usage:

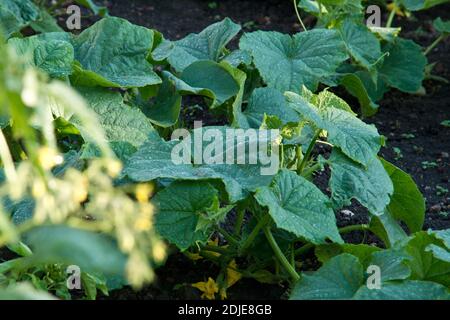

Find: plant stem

[0,129,17,182]
[293,0,307,32]
[297,130,321,174]
[424,34,446,56]
[264,227,300,282]
[216,226,240,246]
[201,245,229,255]
[386,9,396,28]
[339,224,370,234]
[233,207,246,236]
[239,214,270,254]
[301,162,321,178]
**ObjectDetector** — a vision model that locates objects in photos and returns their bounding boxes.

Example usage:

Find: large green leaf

[379,38,427,93]
[286,92,382,167]
[24,226,127,276]
[71,17,161,88]
[329,150,393,215]
[8,32,74,78]
[291,253,449,300]
[153,18,241,72]
[255,170,342,244]
[180,60,240,106]
[381,159,425,233]
[153,181,218,250]
[0,0,39,38]
[354,280,449,300]
[291,254,364,299]
[240,29,348,92]
[76,87,156,148]
[434,17,450,34]
[0,283,56,300]
[241,88,299,129]
[403,231,450,286]
[123,130,275,203]
[338,20,382,71]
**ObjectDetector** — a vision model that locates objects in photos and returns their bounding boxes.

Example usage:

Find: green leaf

[180,60,240,106]
[240,29,348,92]
[339,20,382,71]
[241,88,299,129]
[0,283,56,300]
[339,73,379,117]
[0,0,39,38]
[370,249,412,282]
[403,231,450,286]
[24,225,127,276]
[370,211,408,247]
[153,181,218,250]
[71,17,161,88]
[291,254,364,299]
[143,72,182,128]
[123,131,274,203]
[433,17,450,34]
[399,0,450,11]
[29,8,63,33]
[379,38,427,93]
[75,0,108,16]
[291,252,449,300]
[8,32,74,78]
[286,92,383,167]
[155,18,241,72]
[255,169,342,244]
[354,280,449,300]
[329,150,393,215]
[315,243,381,266]
[381,159,425,232]
[74,87,157,149]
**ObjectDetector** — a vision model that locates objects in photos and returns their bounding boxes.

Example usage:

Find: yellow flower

[152,241,166,262]
[387,3,405,16]
[220,287,227,300]
[135,183,155,203]
[107,160,122,177]
[226,260,242,288]
[134,216,152,231]
[192,277,219,300]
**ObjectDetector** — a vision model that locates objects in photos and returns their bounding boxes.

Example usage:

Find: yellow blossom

[387,3,405,16]
[134,216,152,231]
[226,260,242,288]
[152,241,166,262]
[192,277,219,300]
[106,160,122,177]
[135,183,154,203]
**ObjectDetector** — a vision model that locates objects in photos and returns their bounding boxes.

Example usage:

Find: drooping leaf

[339,73,379,117]
[329,150,393,215]
[255,170,342,244]
[71,17,161,88]
[29,8,63,33]
[153,181,218,250]
[381,159,425,233]
[240,29,348,92]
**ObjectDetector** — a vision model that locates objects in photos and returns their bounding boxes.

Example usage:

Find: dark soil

[62,0,450,299]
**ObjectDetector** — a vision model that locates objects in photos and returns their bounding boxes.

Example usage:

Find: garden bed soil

[53,0,450,299]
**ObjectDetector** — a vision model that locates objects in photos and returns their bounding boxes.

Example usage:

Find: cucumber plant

[0,1,449,300]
